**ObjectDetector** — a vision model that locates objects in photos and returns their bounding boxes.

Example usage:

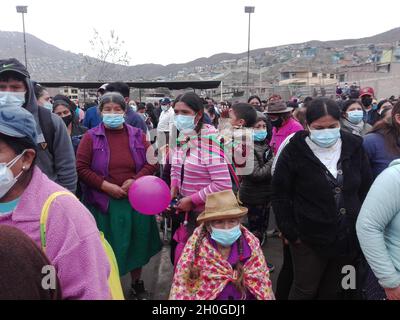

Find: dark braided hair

[233,233,246,299]
[188,225,207,281]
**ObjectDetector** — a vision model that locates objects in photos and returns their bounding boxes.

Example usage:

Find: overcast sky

[1,0,400,66]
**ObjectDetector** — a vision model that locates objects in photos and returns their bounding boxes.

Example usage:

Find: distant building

[279,69,337,86]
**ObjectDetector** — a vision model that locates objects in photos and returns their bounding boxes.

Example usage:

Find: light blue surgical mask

[174,114,196,132]
[130,105,137,112]
[43,102,53,111]
[253,130,268,142]
[347,110,364,124]
[211,225,242,247]
[0,91,26,108]
[309,127,341,148]
[161,105,169,112]
[102,113,125,128]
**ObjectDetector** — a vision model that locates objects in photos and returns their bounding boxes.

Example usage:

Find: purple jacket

[210,237,256,300]
[0,167,110,299]
[82,124,146,213]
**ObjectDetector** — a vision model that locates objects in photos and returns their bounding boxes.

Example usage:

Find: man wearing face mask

[266,100,303,155]
[0,58,77,193]
[83,84,107,129]
[157,97,175,147]
[360,87,377,126]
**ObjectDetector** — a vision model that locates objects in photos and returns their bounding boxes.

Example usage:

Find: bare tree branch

[82,28,131,81]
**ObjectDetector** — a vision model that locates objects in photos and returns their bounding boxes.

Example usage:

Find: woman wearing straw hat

[169,190,275,300]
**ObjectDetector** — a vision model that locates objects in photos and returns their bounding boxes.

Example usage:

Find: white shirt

[271,132,296,176]
[305,137,342,178]
[157,107,175,132]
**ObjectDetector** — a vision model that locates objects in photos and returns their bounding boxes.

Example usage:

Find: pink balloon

[128,176,171,215]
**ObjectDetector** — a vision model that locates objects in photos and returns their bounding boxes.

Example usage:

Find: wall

[345,63,400,99]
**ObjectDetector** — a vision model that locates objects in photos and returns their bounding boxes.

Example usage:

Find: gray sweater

[24,79,77,193]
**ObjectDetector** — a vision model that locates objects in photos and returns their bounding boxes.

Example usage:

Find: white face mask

[0,151,25,199]
[0,91,26,108]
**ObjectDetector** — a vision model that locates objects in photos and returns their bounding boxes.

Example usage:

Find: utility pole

[245,6,255,100]
[16,6,28,68]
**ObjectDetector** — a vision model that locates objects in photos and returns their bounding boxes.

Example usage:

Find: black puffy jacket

[239,140,273,206]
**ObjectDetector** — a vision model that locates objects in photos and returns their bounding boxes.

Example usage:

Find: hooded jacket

[23,76,77,193]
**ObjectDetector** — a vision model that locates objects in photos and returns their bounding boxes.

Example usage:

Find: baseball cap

[161,98,171,105]
[359,87,374,98]
[0,58,30,78]
[97,83,109,93]
[0,105,37,143]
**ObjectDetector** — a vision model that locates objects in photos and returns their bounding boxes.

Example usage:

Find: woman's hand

[384,286,400,300]
[121,179,135,193]
[279,232,301,246]
[176,197,193,213]
[101,181,127,199]
[171,187,178,200]
[220,105,230,119]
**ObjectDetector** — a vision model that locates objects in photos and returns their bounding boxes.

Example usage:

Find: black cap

[0,58,30,78]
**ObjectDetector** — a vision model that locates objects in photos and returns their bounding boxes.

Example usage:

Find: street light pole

[16,6,28,69]
[245,6,255,100]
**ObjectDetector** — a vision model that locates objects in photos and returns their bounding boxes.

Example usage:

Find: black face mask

[361,96,373,108]
[62,115,73,127]
[271,117,283,128]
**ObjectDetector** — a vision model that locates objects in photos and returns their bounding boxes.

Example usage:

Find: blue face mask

[102,113,125,128]
[43,102,53,111]
[0,91,26,108]
[253,130,268,142]
[309,127,341,148]
[211,225,242,247]
[347,110,364,124]
[372,104,379,111]
[174,114,196,132]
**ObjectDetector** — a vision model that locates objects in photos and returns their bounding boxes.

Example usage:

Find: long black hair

[146,103,159,128]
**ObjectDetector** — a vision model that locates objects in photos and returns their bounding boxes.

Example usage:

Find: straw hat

[197,190,248,224]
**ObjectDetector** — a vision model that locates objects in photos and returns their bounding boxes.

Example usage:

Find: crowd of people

[0,57,399,300]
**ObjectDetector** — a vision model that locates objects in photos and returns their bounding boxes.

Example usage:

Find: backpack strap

[40,191,76,253]
[38,107,56,155]
[200,136,241,190]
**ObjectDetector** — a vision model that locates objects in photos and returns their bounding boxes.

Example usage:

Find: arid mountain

[1,27,399,82]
